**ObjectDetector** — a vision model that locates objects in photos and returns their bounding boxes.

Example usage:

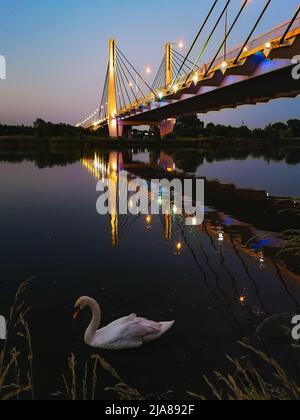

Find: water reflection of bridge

[81,151,300,337]
[80,151,298,265]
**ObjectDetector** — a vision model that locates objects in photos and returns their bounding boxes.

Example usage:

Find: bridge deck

[121,18,300,125]
[90,17,300,131]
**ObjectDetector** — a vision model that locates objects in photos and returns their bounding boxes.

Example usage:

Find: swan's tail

[159,321,175,336]
[144,320,175,343]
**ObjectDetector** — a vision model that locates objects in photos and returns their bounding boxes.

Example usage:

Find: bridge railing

[213,16,300,68]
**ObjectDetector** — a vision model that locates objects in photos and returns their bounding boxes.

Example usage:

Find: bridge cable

[115,51,140,103]
[98,67,109,120]
[157,69,166,90]
[116,46,157,96]
[170,0,219,90]
[115,65,123,110]
[157,66,166,90]
[151,56,166,91]
[172,51,193,72]
[173,50,195,67]
[98,65,109,120]
[116,64,126,111]
[184,0,232,85]
[116,49,148,102]
[172,55,190,76]
[152,56,165,86]
[280,4,300,44]
[156,58,166,90]
[234,0,272,64]
[116,60,133,108]
[205,0,249,77]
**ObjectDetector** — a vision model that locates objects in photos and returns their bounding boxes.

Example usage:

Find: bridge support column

[119,124,132,139]
[161,44,176,139]
[165,43,174,87]
[116,121,132,139]
[159,119,176,139]
[122,125,132,140]
[108,39,118,138]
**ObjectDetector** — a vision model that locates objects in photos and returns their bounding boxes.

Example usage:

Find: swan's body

[74,297,175,350]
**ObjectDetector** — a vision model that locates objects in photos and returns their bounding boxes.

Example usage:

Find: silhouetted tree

[174,115,204,138]
[287,119,300,137]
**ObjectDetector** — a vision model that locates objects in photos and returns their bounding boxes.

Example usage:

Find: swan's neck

[85,299,101,345]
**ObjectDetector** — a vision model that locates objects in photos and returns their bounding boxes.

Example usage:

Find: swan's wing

[97,318,161,349]
[107,314,137,328]
[122,318,161,339]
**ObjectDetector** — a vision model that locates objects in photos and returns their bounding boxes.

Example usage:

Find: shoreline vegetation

[1,282,300,400]
[0,116,300,151]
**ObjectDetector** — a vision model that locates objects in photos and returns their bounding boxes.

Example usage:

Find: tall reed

[60,353,144,401]
[0,280,33,400]
[189,341,300,401]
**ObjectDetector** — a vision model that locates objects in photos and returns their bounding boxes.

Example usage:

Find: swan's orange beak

[72,308,80,320]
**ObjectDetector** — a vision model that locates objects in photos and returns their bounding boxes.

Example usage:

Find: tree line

[0,119,86,138]
[1,116,300,140]
[169,115,300,140]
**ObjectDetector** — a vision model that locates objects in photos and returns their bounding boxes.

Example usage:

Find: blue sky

[0,0,299,127]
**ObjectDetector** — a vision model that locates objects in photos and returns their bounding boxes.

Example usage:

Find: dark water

[0,147,300,400]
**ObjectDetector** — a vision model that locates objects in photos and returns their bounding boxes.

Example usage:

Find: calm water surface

[0,147,300,399]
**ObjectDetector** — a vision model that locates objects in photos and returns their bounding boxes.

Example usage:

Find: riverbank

[0,134,300,152]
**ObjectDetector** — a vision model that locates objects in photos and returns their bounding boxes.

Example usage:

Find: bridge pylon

[108,39,118,138]
[160,43,176,139]
[165,43,173,87]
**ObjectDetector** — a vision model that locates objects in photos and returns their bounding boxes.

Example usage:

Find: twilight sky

[0,0,299,127]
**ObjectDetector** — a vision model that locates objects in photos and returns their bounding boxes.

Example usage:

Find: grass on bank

[189,341,300,401]
[0,281,33,400]
[1,281,300,400]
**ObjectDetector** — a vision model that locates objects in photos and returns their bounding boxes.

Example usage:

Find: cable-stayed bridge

[76,2,300,138]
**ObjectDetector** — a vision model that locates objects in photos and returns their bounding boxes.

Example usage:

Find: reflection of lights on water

[218,233,224,242]
[176,242,183,252]
[258,251,266,268]
[239,296,247,305]
[145,215,152,225]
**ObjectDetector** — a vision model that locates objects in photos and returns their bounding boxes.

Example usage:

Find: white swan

[73,296,175,350]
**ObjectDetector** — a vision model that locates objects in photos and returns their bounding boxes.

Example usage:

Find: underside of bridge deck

[122,63,300,124]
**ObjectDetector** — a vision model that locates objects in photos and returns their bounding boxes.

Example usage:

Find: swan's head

[73,296,94,319]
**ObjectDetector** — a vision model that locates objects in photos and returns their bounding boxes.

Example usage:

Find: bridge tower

[108,39,118,138]
[160,43,176,139]
[165,43,173,87]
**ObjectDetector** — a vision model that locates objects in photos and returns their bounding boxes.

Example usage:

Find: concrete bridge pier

[122,125,133,140]
[159,119,176,139]
[117,121,132,139]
